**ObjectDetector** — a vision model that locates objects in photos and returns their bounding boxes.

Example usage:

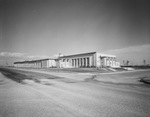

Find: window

[87,58,89,66]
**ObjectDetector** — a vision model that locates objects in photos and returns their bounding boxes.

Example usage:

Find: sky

[0,0,150,66]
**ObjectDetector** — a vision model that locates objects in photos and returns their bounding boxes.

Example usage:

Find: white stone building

[14,59,58,68]
[14,52,120,68]
[58,52,120,68]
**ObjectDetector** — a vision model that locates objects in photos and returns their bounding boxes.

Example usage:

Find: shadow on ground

[0,68,31,83]
[0,68,82,85]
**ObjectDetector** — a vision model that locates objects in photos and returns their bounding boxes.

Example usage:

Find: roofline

[14,52,117,64]
[59,52,96,58]
[14,58,56,64]
[97,53,116,58]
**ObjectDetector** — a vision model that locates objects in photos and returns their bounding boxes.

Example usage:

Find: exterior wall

[41,60,48,68]
[96,53,120,68]
[59,59,72,68]
[14,52,120,68]
[14,59,58,68]
[59,53,96,68]
[36,61,42,68]
[48,59,57,68]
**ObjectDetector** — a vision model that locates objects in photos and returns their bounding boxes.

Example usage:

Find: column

[108,57,110,66]
[89,57,91,67]
[77,58,79,67]
[86,58,88,67]
[78,58,81,67]
[73,59,75,67]
[112,58,114,67]
[76,59,78,67]
[85,58,87,67]
[74,59,77,67]
[74,59,76,67]
[82,58,84,67]
[74,59,75,67]
[115,58,117,67]
[109,58,112,67]
[78,58,80,67]
[72,59,74,67]
[78,58,79,67]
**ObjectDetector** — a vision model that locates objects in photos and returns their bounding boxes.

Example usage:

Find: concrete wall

[96,53,120,68]
[59,53,96,68]
[41,60,48,68]
[14,52,120,68]
[14,59,58,68]
[48,59,57,68]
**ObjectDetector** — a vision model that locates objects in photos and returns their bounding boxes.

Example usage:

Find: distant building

[14,52,120,68]
[14,58,58,68]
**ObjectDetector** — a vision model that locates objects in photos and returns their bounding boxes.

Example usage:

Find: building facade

[59,52,120,68]
[14,59,58,68]
[14,52,120,68]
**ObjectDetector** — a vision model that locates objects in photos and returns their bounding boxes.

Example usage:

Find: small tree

[126,60,129,66]
[143,60,146,66]
[123,60,125,66]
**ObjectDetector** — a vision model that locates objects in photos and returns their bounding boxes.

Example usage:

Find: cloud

[0,52,52,66]
[0,52,49,60]
[51,53,64,58]
[104,44,150,54]
[0,60,4,62]
[27,55,49,59]
[0,52,25,57]
[103,44,150,65]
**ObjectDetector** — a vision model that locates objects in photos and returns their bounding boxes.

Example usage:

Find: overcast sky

[0,0,150,65]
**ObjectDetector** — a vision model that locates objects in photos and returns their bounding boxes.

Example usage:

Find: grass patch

[0,68,63,85]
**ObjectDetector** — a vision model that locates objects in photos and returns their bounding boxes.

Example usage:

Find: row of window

[62,58,90,66]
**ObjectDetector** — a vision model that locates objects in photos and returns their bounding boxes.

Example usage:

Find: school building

[14,52,120,68]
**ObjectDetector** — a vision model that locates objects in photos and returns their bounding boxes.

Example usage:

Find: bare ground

[0,67,150,117]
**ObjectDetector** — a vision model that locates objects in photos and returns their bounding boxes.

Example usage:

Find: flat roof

[59,52,116,58]
[59,52,96,58]
[14,58,56,64]
[97,53,116,58]
[14,52,117,64]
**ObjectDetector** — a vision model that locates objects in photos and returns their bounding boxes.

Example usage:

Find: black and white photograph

[0,0,150,117]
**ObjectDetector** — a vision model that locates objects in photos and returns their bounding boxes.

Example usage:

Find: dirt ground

[0,67,150,117]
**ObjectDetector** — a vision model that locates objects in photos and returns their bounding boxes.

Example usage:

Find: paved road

[0,69,150,117]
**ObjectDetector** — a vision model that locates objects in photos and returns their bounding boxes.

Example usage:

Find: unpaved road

[0,68,150,117]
